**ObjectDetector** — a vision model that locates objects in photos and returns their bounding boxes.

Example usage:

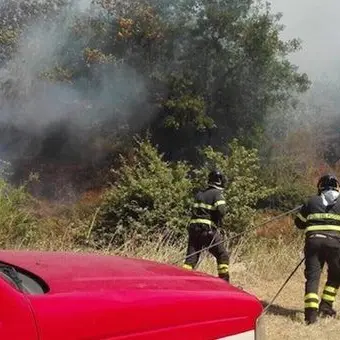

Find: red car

[0,250,265,339]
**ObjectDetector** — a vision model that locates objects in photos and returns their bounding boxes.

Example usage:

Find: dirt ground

[232,264,340,340]
[183,250,338,340]
[118,234,340,340]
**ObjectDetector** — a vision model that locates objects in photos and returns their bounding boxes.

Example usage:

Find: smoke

[270,0,340,83]
[263,0,340,165]
[0,0,149,166]
[269,0,340,130]
[5,0,339,197]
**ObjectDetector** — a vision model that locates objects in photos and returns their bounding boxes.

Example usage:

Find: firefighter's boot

[182,264,193,270]
[219,273,229,282]
[217,264,229,282]
[304,292,319,325]
[305,308,318,325]
[319,300,337,318]
[319,285,338,318]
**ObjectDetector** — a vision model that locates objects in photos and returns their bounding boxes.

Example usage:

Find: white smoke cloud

[265,1,340,164]
[0,0,149,162]
[269,0,340,82]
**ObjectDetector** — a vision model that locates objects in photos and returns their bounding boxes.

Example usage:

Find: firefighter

[182,170,230,282]
[295,174,340,324]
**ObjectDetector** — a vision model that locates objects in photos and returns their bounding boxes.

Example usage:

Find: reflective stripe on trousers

[304,293,319,309]
[217,263,228,274]
[322,285,338,303]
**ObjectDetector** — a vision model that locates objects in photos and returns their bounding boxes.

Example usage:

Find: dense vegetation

[0,0,308,158]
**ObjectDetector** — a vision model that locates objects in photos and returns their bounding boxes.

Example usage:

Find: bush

[195,139,276,234]
[0,177,38,247]
[259,153,316,210]
[93,137,274,247]
[93,138,193,248]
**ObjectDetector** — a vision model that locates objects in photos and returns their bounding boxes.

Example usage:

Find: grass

[195,236,340,340]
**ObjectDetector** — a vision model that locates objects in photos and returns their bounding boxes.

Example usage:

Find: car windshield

[0,262,48,294]
[0,264,25,292]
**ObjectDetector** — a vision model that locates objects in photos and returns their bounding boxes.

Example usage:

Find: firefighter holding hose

[295,174,340,324]
[182,170,230,282]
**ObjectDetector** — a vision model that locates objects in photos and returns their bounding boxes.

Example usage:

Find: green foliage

[162,76,213,131]
[0,0,316,246]
[196,139,276,233]
[0,28,19,60]
[0,0,310,162]
[266,183,313,211]
[0,177,38,247]
[39,65,75,83]
[93,138,193,247]
[0,28,18,45]
[260,153,315,210]
[94,138,274,247]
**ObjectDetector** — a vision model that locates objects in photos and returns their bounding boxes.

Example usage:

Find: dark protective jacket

[190,186,227,228]
[295,189,340,239]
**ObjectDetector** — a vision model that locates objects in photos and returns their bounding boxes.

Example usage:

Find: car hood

[0,251,263,339]
[0,250,241,294]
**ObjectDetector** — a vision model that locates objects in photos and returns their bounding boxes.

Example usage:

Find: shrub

[0,177,38,247]
[93,138,193,248]
[260,154,316,210]
[94,137,274,247]
[195,139,276,234]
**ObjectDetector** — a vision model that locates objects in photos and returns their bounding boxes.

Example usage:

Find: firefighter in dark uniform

[295,174,340,324]
[182,170,230,282]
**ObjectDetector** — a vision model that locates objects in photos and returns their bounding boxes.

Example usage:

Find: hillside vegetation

[1,137,339,339]
[1,0,340,339]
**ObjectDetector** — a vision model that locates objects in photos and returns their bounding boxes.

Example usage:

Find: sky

[269,0,340,82]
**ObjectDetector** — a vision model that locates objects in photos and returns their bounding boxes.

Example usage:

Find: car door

[0,275,38,340]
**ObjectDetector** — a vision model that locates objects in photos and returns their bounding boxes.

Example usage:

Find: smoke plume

[265,0,340,165]
[0,0,149,166]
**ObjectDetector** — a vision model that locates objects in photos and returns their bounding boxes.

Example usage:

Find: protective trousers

[182,224,230,282]
[304,235,340,324]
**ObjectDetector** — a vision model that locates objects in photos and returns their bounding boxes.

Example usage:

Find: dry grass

[247,273,340,340]
[203,236,340,340]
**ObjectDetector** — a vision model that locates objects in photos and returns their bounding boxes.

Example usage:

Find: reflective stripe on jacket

[190,186,227,227]
[295,191,340,238]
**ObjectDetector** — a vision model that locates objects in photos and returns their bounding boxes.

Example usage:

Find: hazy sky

[269,0,340,82]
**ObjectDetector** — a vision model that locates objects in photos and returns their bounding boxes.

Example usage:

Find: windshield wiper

[0,263,25,292]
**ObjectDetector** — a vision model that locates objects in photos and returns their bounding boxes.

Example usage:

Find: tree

[0,0,310,189]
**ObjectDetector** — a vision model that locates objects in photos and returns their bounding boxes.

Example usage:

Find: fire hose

[262,256,305,314]
[172,204,303,265]
[172,204,305,314]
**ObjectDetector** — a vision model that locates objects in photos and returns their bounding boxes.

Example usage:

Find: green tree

[0,0,310,198]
